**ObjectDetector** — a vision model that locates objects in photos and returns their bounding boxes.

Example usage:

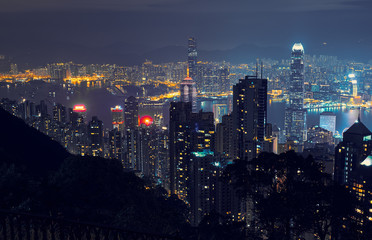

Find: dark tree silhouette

[223,151,355,240]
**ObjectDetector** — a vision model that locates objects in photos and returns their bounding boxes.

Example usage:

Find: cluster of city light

[150,91,180,101]
[64,74,105,85]
[110,105,123,112]
[148,79,178,88]
[0,73,51,82]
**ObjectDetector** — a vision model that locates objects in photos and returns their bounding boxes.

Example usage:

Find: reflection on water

[268,102,372,134]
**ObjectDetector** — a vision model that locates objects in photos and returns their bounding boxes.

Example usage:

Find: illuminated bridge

[0,209,181,240]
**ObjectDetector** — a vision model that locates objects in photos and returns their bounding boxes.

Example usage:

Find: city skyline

[1,1,372,235]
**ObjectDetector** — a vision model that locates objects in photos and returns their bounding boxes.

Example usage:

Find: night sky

[1,0,372,65]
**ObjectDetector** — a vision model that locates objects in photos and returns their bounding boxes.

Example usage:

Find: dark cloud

[0,0,369,12]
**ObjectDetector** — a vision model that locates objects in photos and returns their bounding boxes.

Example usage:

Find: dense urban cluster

[1,38,372,239]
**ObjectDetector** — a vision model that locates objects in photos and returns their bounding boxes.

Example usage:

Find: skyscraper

[53,104,66,123]
[335,119,372,185]
[233,75,267,161]
[87,116,104,157]
[285,43,306,149]
[334,120,372,237]
[188,37,198,84]
[124,96,139,169]
[169,102,192,199]
[180,68,197,112]
[320,111,336,135]
[169,101,215,199]
[108,128,123,162]
[111,105,124,131]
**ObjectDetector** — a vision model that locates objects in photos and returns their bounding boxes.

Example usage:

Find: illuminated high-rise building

[169,102,192,199]
[335,120,372,237]
[69,104,88,156]
[53,103,66,123]
[87,116,104,157]
[188,37,198,85]
[335,119,372,185]
[111,105,124,131]
[109,128,123,162]
[320,111,336,135]
[124,96,138,169]
[349,74,358,97]
[180,68,197,112]
[213,104,228,125]
[233,76,268,161]
[137,117,157,177]
[348,158,372,237]
[169,101,216,201]
[284,43,306,149]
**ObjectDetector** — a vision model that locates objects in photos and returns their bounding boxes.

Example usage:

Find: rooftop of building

[292,43,304,52]
[344,119,372,136]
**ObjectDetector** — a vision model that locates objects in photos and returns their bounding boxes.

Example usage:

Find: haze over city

[1,0,372,66]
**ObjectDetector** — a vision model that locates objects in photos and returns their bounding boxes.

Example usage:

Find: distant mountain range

[1,39,371,68]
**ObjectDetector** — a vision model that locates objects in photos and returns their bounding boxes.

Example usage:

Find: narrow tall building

[169,102,192,199]
[180,68,197,113]
[188,37,198,84]
[53,103,66,123]
[285,43,306,150]
[233,76,268,161]
[109,128,123,162]
[124,96,139,169]
[111,105,124,131]
[87,116,104,157]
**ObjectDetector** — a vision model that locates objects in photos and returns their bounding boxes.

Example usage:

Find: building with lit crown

[111,105,124,131]
[285,43,306,150]
[180,69,197,113]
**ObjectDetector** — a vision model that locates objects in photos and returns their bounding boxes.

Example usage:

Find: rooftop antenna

[358,107,361,122]
[256,58,259,77]
[261,61,263,79]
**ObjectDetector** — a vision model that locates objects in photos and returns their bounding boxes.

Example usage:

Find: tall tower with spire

[180,67,197,112]
[188,37,198,83]
[284,43,306,150]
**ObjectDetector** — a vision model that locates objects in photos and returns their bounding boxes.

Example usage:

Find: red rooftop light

[73,104,87,112]
[139,115,153,126]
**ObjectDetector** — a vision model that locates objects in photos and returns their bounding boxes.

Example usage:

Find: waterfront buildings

[320,111,336,135]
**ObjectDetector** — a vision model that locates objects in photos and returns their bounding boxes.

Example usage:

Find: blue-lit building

[320,111,336,135]
[285,43,307,150]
